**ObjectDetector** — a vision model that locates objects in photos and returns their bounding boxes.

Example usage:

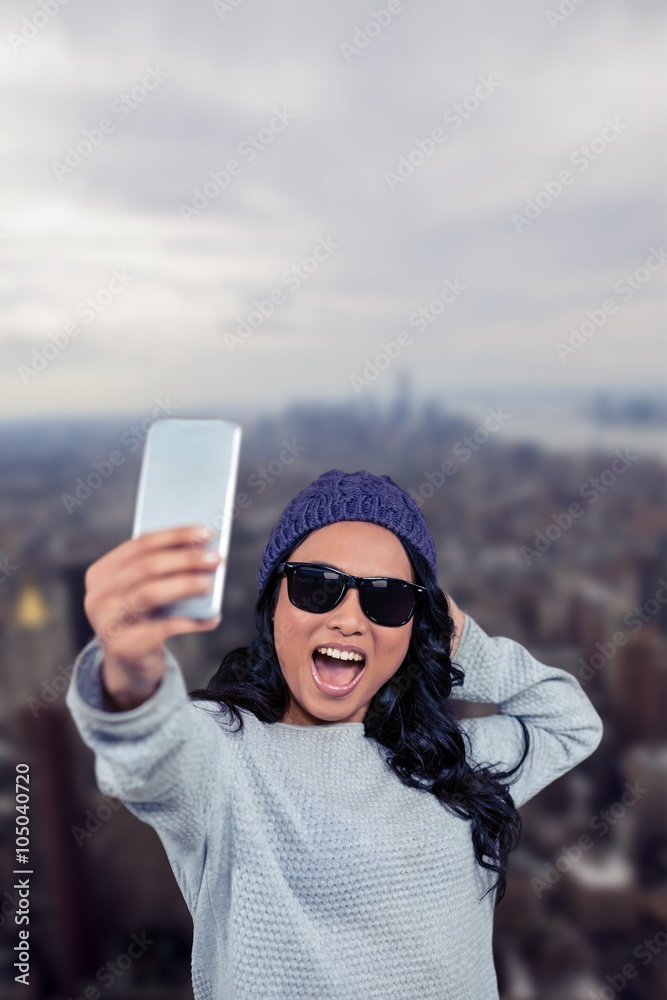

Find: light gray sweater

[65,612,603,1000]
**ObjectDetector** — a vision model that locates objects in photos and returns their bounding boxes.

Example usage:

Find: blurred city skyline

[2,376,666,463]
[2,394,666,999]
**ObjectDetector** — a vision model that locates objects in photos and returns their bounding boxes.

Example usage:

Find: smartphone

[131,417,242,620]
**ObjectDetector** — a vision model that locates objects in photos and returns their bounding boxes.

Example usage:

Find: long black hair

[189,535,530,905]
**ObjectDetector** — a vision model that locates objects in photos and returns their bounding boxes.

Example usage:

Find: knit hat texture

[256,469,437,599]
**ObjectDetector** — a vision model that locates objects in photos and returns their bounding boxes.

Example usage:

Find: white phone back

[132,417,242,619]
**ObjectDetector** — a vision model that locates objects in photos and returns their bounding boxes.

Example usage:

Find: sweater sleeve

[64,634,235,913]
[450,613,604,809]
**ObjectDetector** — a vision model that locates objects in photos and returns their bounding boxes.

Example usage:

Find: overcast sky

[1,0,665,421]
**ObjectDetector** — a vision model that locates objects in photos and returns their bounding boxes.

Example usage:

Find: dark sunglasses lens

[361,580,416,626]
[290,566,344,612]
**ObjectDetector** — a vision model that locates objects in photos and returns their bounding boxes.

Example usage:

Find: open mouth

[311,647,366,695]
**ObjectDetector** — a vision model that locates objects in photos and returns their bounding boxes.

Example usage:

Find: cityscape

[1,382,665,999]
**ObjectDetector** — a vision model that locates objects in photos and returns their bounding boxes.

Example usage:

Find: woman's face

[272,520,416,725]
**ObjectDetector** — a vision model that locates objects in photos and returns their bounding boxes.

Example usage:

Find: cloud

[1,0,664,417]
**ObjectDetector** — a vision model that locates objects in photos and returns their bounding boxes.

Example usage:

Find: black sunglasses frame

[277,561,426,627]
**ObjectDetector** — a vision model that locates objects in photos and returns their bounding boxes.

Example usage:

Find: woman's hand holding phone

[83,524,223,711]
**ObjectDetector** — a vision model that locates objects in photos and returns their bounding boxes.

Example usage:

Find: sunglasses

[277,561,426,627]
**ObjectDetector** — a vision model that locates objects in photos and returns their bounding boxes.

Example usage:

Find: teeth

[315,646,365,663]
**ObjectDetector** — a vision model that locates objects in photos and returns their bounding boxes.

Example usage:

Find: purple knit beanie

[256,469,438,599]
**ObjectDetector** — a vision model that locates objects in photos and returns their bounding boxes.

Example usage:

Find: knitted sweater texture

[65,613,603,1000]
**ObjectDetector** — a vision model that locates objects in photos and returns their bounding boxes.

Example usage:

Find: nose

[325,584,368,631]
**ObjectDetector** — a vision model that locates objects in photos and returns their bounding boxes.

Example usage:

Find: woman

[66,468,603,1000]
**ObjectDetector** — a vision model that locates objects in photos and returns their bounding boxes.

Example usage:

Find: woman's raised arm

[65,524,233,912]
[448,610,604,808]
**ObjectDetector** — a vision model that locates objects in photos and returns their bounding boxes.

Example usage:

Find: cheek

[272,603,312,660]
[393,629,413,669]
[272,607,298,658]
[373,629,412,680]
[390,623,413,655]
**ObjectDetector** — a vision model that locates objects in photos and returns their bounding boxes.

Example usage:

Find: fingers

[112,547,221,605]
[86,526,221,621]
[87,524,214,590]
[84,524,223,656]
[84,525,224,706]
[98,613,222,661]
